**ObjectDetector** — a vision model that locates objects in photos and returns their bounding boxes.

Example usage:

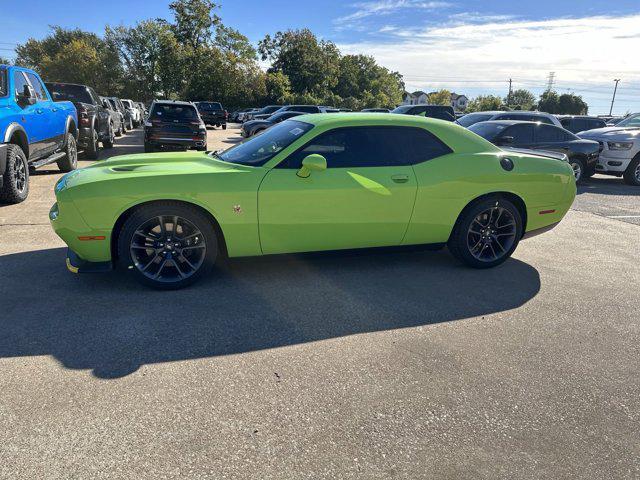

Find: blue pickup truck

[0,65,78,204]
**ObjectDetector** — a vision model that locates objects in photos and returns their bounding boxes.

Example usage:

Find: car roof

[465,111,504,115]
[493,111,552,117]
[45,82,88,87]
[475,120,555,126]
[557,115,604,119]
[152,100,195,106]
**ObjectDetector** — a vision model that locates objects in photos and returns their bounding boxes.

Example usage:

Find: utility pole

[546,72,556,92]
[609,79,620,116]
[507,78,513,105]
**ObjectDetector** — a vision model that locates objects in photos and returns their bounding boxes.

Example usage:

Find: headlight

[49,202,59,221]
[607,141,634,150]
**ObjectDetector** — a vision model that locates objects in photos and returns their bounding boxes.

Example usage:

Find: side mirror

[498,136,514,145]
[297,154,327,178]
[18,85,37,105]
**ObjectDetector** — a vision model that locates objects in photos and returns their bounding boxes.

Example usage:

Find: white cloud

[337,14,640,113]
[335,0,452,24]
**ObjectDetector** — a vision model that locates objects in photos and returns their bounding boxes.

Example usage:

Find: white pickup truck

[578,113,640,186]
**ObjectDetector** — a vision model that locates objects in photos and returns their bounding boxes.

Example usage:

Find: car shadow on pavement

[0,247,540,379]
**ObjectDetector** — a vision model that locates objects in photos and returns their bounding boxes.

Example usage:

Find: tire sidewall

[57,134,78,172]
[450,198,523,269]
[117,203,219,289]
[0,145,29,203]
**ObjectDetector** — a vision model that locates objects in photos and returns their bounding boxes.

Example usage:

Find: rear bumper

[66,248,112,274]
[522,221,560,240]
[146,137,206,149]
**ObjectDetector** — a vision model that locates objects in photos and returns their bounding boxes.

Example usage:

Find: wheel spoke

[141,253,159,271]
[181,244,205,250]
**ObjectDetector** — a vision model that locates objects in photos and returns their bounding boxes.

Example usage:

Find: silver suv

[578,113,640,186]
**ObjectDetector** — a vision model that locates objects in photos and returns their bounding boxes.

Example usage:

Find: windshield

[151,104,199,121]
[198,102,222,111]
[258,106,281,115]
[468,122,508,140]
[458,113,495,127]
[216,120,313,166]
[616,114,640,128]
[47,83,92,104]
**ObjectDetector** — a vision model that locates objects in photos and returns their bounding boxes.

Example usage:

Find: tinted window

[13,71,29,98]
[198,102,222,111]
[46,84,93,104]
[295,106,320,113]
[217,120,313,166]
[536,125,575,142]
[458,113,495,127]
[587,119,606,130]
[108,98,118,110]
[151,104,198,121]
[25,72,48,101]
[0,70,6,97]
[269,111,303,123]
[468,122,509,140]
[502,124,534,144]
[282,126,452,169]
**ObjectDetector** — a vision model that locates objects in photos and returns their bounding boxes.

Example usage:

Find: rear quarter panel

[404,151,575,245]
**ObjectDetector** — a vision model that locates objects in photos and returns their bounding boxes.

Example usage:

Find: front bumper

[66,248,112,273]
[593,143,636,173]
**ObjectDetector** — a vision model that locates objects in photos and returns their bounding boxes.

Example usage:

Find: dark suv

[195,102,227,129]
[45,82,113,158]
[144,101,206,152]
[558,115,607,134]
[390,104,456,121]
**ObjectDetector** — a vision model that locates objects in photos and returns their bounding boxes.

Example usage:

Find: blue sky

[2,0,639,114]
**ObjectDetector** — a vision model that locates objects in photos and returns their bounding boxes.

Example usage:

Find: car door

[24,72,60,154]
[258,126,419,254]
[13,71,50,159]
[497,124,535,149]
[533,124,572,154]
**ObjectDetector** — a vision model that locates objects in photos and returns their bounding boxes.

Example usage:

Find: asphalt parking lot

[1,125,638,479]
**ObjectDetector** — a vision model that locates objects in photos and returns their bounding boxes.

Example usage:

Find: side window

[25,73,49,101]
[299,106,318,113]
[13,71,29,98]
[88,88,100,105]
[536,125,565,142]
[537,116,554,125]
[281,127,452,169]
[503,124,534,144]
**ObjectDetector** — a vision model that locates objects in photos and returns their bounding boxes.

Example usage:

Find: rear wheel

[222,124,227,130]
[117,202,219,289]
[84,128,100,159]
[448,197,522,269]
[623,155,640,186]
[57,134,78,173]
[0,144,29,204]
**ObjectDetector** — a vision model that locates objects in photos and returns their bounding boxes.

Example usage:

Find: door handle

[51,107,58,112]
[391,174,409,183]
[36,108,44,114]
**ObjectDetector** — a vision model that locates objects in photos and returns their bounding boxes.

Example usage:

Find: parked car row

[0,64,147,204]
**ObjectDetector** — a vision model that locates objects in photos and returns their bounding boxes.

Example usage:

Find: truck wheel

[57,135,78,173]
[84,128,100,160]
[144,142,154,153]
[0,144,29,204]
[222,124,227,130]
[103,123,115,149]
[623,155,640,186]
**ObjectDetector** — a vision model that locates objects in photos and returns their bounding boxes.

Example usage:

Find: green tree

[169,0,220,50]
[0,56,11,65]
[506,89,536,110]
[466,95,504,112]
[428,89,452,106]
[263,71,291,104]
[15,26,122,94]
[106,20,185,100]
[558,93,588,114]
[259,29,340,97]
[537,90,559,113]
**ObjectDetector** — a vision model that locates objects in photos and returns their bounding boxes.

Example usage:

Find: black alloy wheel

[118,203,219,289]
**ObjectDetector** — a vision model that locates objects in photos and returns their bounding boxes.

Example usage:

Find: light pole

[609,79,620,116]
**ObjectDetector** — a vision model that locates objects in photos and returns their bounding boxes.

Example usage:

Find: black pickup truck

[195,102,227,129]
[45,82,114,159]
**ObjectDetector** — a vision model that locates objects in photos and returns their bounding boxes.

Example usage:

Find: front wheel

[569,158,585,183]
[117,202,219,289]
[103,124,115,149]
[222,124,227,130]
[448,197,522,269]
[57,134,78,173]
[623,155,640,186]
[0,144,29,204]
[84,128,100,159]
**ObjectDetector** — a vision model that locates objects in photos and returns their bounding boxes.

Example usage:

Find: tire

[83,128,100,160]
[117,202,219,289]
[569,158,585,183]
[0,144,29,204]
[447,197,523,269]
[622,155,640,186]
[57,134,78,173]
[222,124,227,130]
[128,118,133,130]
[103,123,115,149]
[144,142,154,153]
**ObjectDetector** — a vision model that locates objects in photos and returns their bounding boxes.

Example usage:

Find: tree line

[6,0,589,114]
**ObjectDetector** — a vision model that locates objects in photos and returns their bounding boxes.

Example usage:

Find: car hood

[578,126,640,141]
[58,152,253,190]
